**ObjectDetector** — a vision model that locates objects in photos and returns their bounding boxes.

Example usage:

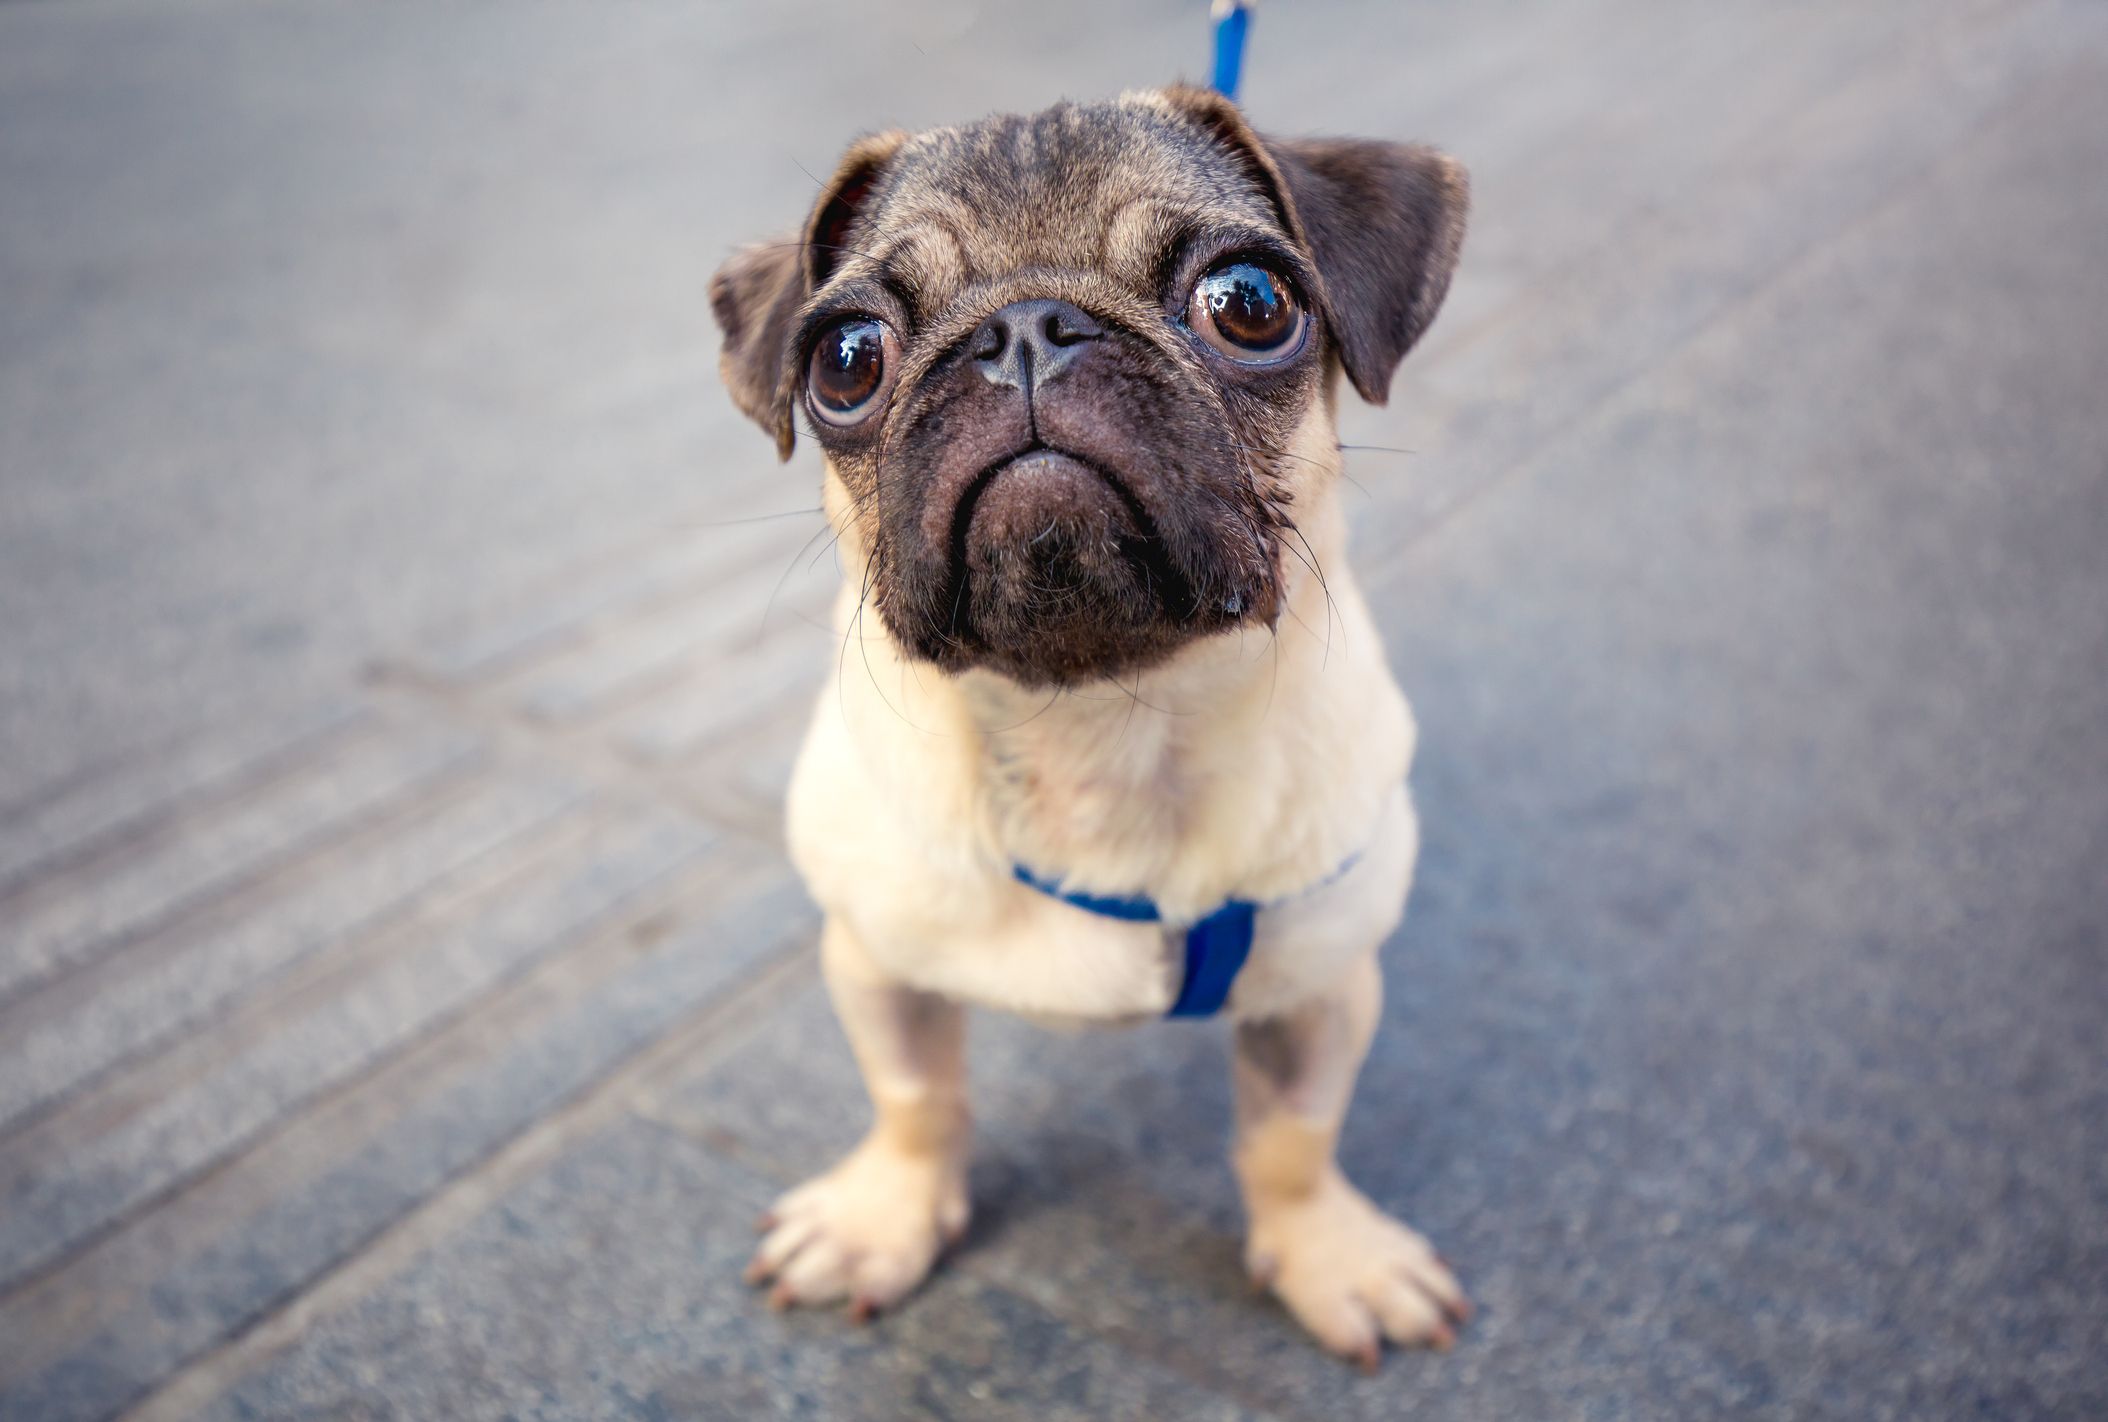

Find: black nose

[970,299,1104,392]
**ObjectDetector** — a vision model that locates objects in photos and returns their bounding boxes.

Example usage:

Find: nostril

[972,301,1100,391]
[1044,309,1101,347]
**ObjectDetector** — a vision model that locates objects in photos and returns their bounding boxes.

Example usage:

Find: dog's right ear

[709,241,803,461]
[710,131,907,461]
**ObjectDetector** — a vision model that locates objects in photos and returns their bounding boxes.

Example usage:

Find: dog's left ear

[710,130,908,460]
[1160,87,1470,406]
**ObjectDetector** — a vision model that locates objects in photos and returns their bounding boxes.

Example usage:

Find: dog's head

[711,87,1466,688]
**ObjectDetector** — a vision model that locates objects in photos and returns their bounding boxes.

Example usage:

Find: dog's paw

[1245,1172,1471,1369]
[743,1134,969,1320]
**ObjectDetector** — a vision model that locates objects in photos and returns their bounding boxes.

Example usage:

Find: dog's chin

[882,446,1263,689]
[927,596,1232,691]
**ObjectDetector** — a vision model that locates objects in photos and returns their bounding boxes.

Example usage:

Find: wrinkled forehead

[837,99,1284,321]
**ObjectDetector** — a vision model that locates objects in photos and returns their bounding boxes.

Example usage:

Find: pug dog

[709,85,1469,1367]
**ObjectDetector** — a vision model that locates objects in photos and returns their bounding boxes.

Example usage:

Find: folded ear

[708,130,908,460]
[1265,137,1468,405]
[1156,87,1469,406]
[709,240,804,459]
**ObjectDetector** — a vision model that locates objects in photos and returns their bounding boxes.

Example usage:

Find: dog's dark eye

[1189,261,1305,362]
[807,316,895,426]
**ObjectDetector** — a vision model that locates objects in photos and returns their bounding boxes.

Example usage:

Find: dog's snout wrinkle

[971,299,1103,396]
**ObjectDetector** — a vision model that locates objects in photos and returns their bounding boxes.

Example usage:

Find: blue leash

[1211,0,1253,99]
[1013,5,1313,1018]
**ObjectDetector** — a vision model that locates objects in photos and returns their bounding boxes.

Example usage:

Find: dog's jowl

[711,86,1470,1367]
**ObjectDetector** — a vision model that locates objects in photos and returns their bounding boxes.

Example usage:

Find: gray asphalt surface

[2,2,2105,1419]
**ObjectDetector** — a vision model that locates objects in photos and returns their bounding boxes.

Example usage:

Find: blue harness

[1011,865,1260,1018]
[1012,844,1364,1019]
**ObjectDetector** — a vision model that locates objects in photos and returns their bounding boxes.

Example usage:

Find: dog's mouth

[940,444,1201,652]
[869,332,1283,687]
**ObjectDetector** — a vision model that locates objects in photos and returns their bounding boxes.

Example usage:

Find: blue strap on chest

[1011,864,1262,1019]
[1013,836,1373,1019]
[1168,899,1260,1017]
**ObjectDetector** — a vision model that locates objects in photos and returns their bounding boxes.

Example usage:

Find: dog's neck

[824,475,1409,916]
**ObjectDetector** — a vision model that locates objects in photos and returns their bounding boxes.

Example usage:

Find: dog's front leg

[745,917,970,1319]
[1232,950,1471,1367]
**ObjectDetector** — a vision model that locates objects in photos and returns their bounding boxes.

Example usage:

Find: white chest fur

[783,523,1419,1024]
